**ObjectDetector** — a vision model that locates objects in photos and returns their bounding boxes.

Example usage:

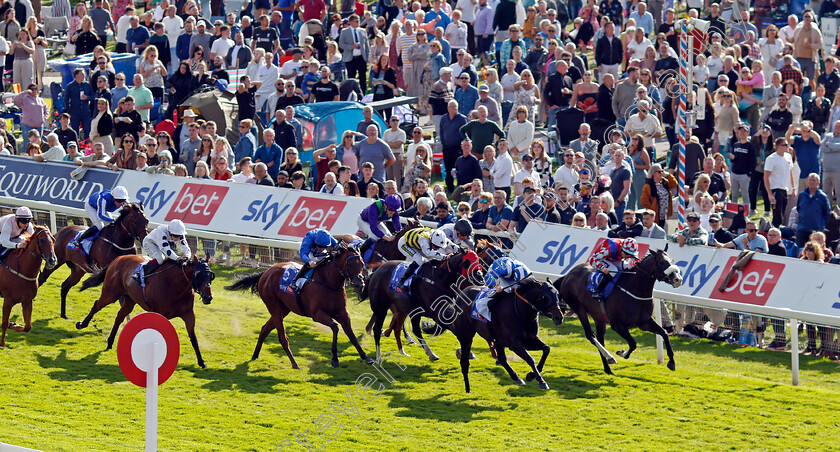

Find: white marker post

[130,329,168,452]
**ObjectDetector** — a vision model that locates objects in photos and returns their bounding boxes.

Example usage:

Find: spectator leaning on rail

[669,211,709,247]
[795,173,832,248]
[722,220,768,252]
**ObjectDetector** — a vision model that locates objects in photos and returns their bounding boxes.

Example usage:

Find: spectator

[452,179,483,211]
[820,120,840,205]
[254,129,283,180]
[692,157,728,202]
[357,162,385,198]
[435,200,457,226]
[320,171,344,194]
[795,173,831,247]
[509,186,544,234]
[785,122,821,193]
[723,220,768,252]
[440,100,468,192]
[764,137,796,227]
[609,209,643,238]
[64,69,94,141]
[459,105,505,156]
[339,167,359,195]
[313,143,339,189]
[253,162,275,186]
[453,139,482,188]
[403,143,432,193]
[669,211,709,246]
[14,83,48,153]
[382,115,406,188]
[127,74,154,124]
[311,65,340,102]
[354,124,395,181]
[639,209,666,239]
[609,149,632,215]
[708,212,735,247]
[490,140,514,198]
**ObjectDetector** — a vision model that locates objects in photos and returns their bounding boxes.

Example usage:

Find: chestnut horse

[0,226,57,346]
[226,243,372,368]
[76,255,215,368]
[38,203,148,319]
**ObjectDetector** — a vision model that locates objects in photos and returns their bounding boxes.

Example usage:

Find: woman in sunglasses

[107,133,140,170]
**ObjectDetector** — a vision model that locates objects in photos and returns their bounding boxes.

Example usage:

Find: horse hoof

[667,361,676,371]
[607,357,617,365]
[428,354,440,361]
[330,359,339,368]
[495,360,502,365]
[515,378,526,386]
[617,350,630,359]
[364,356,375,365]
[199,362,207,369]
[538,382,550,390]
[469,351,476,360]
[525,372,536,382]
[61,314,68,320]
[604,368,614,375]
[399,349,410,357]
[406,337,417,345]
[75,321,85,330]
[455,348,462,359]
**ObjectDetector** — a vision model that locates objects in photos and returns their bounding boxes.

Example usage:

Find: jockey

[292,228,339,291]
[587,237,640,300]
[71,186,130,249]
[484,257,530,294]
[357,194,403,255]
[0,207,35,259]
[138,219,191,280]
[438,219,475,249]
[397,227,456,288]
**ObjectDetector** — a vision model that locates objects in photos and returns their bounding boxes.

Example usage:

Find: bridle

[310,248,364,292]
[2,228,54,282]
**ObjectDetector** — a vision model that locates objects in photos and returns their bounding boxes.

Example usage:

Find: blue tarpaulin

[49,52,140,86]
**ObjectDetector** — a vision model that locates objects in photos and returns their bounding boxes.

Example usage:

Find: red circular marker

[117,312,180,387]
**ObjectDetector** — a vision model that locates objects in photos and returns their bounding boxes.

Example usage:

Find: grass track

[1,264,839,451]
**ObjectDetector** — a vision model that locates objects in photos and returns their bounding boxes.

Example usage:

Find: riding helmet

[454,219,473,237]
[168,219,187,236]
[111,186,130,202]
[621,238,639,257]
[384,194,402,211]
[314,230,333,247]
[15,206,33,219]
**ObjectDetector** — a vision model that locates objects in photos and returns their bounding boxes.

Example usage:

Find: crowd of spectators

[3,0,840,356]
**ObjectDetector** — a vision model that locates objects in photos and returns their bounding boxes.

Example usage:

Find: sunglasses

[746,228,757,232]
[709,219,720,222]
[478,200,489,204]
[202,139,212,142]
[116,78,125,80]
[239,125,249,128]
[18,218,32,223]
[413,131,422,134]
[458,208,469,212]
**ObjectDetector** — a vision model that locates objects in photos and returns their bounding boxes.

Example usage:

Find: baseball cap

[479,84,489,92]
[521,154,533,161]
[183,109,198,118]
[67,141,78,148]
[735,122,749,131]
[523,186,536,193]
[544,191,558,201]
[709,212,722,222]
[686,211,700,220]
[277,170,289,178]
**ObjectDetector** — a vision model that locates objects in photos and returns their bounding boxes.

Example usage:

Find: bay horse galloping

[38,203,148,319]
[422,278,564,393]
[226,242,372,369]
[0,226,57,346]
[553,247,683,375]
[76,255,215,368]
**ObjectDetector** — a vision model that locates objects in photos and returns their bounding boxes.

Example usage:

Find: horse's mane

[112,203,142,227]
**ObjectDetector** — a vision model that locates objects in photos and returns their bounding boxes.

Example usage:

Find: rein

[1,229,52,282]
[309,251,362,292]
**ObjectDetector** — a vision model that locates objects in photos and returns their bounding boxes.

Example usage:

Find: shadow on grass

[3,318,81,347]
[181,361,286,393]
[387,391,507,422]
[35,349,125,383]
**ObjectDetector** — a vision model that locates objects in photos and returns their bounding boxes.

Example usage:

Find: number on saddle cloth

[68,229,102,255]
[278,267,302,294]
[389,262,413,295]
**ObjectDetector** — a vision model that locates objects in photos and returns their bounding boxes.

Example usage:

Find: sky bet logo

[279,197,346,237]
[136,182,228,226]
[710,257,784,306]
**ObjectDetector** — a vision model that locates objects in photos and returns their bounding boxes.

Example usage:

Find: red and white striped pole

[676,19,688,230]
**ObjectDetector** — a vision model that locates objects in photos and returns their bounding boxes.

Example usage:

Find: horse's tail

[225,272,265,294]
[80,266,109,292]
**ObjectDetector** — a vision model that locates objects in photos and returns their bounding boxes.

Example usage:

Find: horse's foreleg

[313,310,340,368]
[494,342,524,385]
[336,310,375,365]
[509,341,549,390]
[106,301,135,350]
[392,311,409,356]
[458,334,474,393]
[59,266,85,320]
[76,292,121,330]
[641,318,676,371]
[408,313,439,361]
[181,310,206,369]
[252,318,275,361]
[611,321,638,360]
[13,300,33,332]
[522,337,550,382]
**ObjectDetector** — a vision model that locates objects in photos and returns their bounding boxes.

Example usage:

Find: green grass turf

[1,264,839,451]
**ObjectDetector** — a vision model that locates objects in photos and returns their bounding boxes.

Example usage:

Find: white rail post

[653,298,664,364]
[790,318,799,386]
[49,210,57,234]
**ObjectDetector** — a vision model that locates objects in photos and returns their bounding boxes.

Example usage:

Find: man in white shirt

[405,126,431,164]
[210,25,234,62]
[280,48,304,79]
[161,5,183,73]
[764,137,796,227]
[553,149,579,190]
[513,153,541,196]
[115,6,137,53]
[320,171,345,194]
[448,49,466,77]
[383,115,407,190]
[490,138,513,198]
[625,99,662,156]
[779,14,797,46]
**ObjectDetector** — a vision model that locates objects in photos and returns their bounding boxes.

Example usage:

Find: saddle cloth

[587,269,623,299]
[278,266,300,294]
[67,229,101,255]
[388,262,414,295]
[470,287,495,323]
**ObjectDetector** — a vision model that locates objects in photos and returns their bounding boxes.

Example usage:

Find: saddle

[68,229,101,256]
[389,262,415,295]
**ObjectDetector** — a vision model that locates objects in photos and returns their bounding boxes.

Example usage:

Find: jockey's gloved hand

[16,242,25,249]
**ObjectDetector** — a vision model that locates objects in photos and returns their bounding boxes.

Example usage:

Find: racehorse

[422,278,564,393]
[362,249,483,360]
[76,255,215,368]
[38,203,148,319]
[475,238,505,266]
[553,247,683,375]
[226,242,372,369]
[0,226,57,347]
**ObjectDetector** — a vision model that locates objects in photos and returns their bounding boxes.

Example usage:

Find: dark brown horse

[362,249,483,360]
[38,203,148,319]
[421,278,565,393]
[226,243,372,368]
[0,226,57,347]
[553,247,683,375]
[76,255,215,368]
